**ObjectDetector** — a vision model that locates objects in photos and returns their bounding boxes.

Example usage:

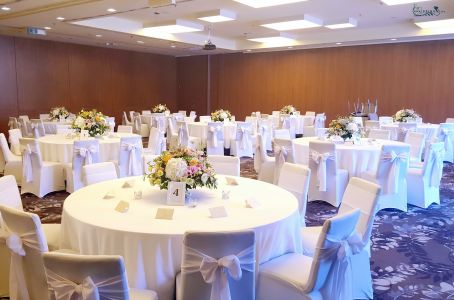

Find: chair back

[132,112,142,134]
[176,121,190,147]
[364,120,380,129]
[245,116,258,135]
[199,116,212,123]
[314,113,326,129]
[83,162,118,186]
[152,115,167,134]
[304,209,360,296]
[208,155,240,177]
[305,111,316,116]
[42,253,131,300]
[18,117,31,137]
[338,177,381,248]
[273,129,291,140]
[280,116,297,139]
[254,134,268,172]
[397,122,417,141]
[8,117,19,130]
[352,117,364,127]
[404,131,425,162]
[368,113,378,121]
[368,129,391,140]
[422,142,445,188]
[18,115,30,123]
[308,141,337,193]
[378,116,393,125]
[19,138,43,183]
[303,115,315,126]
[39,114,50,121]
[235,121,253,147]
[117,125,133,133]
[0,205,49,300]
[375,144,410,194]
[142,110,152,115]
[0,175,23,212]
[437,123,454,161]
[0,133,16,162]
[207,122,224,155]
[122,111,131,125]
[147,127,165,155]
[30,119,46,138]
[119,136,143,177]
[189,111,196,118]
[178,110,187,116]
[73,140,100,179]
[180,231,255,300]
[273,138,295,184]
[278,163,311,223]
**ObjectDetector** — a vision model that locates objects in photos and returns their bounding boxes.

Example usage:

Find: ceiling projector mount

[203,24,216,51]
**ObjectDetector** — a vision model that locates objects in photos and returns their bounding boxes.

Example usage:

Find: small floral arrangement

[71,109,110,137]
[211,109,232,122]
[146,147,217,191]
[393,109,420,122]
[152,104,169,113]
[280,105,297,115]
[327,116,361,141]
[49,106,70,121]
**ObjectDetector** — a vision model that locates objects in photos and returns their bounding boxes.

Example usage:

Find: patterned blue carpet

[22,159,454,300]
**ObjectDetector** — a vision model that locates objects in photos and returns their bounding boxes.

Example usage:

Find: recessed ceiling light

[56,16,65,21]
[336,42,342,45]
[414,18,454,29]
[325,18,357,29]
[137,40,145,44]
[287,46,293,49]
[44,26,52,30]
[261,15,322,31]
[95,34,102,37]
[246,49,252,52]
[233,0,307,8]
[170,44,176,48]
[198,9,236,23]
[143,19,204,33]
[390,38,397,41]
[382,0,430,5]
[107,8,116,13]
[248,34,296,47]
[1,6,11,11]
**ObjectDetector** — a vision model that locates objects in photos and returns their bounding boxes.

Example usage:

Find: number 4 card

[167,181,186,206]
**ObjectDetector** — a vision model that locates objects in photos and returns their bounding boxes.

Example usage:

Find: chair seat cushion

[130,288,159,300]
[42,223,61,251]
[301,226,322,256]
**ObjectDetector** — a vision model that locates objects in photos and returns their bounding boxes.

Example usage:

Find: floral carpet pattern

[20,158,454,300]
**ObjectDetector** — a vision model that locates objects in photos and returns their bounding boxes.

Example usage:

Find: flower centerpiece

[211,109,232,122]
[280,105,297,115]
[393,109,420,122]
[327,116,362,141]
[152,104,169,113]
[71,109,110,137]
[146,147,217,192]
[49,106,70,121]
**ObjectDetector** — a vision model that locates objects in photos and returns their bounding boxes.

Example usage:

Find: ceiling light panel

[261,15,322,30]
[233,0,307,8]
[248,33,296,47]
[414,18,454,29]
[143,19,204,33]
[198,9,236,23]
[381,0,430,5]
[325,18,357,29]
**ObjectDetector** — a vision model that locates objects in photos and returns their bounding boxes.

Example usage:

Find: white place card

[155,208,174,220]
[209,206,228,218]
[245,198,261,209]
[167,181,186,206]
[122,180,135,188]
[225,177,238,186]
[114,200,129,213]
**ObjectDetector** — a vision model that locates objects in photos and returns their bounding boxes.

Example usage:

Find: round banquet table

[42,121,72,134]
[293,137,408,177]
[380,123,439,141]
[38,133,139,164]
[60,175,302,300]
[187,121,237,148]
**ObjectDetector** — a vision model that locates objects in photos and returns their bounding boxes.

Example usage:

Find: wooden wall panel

[0,36,18,135]
[177,55,208,115]
[178,40,454,123]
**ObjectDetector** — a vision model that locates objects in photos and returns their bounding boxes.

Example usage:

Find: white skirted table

[293,137,408,177]
[60,175,302,300]
[38,133,139,164]
[42,121,72,134]
[187,122,237,148]
[380,123,439,141]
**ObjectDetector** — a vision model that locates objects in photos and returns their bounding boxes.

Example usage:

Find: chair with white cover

[18,117,31,137]
[368,129,391,140]
[8,117,19,130]
[278,163,311,226]
[117,125,133,133]
[174,121,201,150]
[280,115,297,139]
[305,111,316,116]
[257,209,361,300]
[437,123,454,163]
[230,122,254,158]
[308,141,349,207]
[446,118,454,123]
[39,114,50,120]
[301,177,381,299]
[8,129,23,156]
[254,134,275,184]
[199,115,212,123]
[83,162,118,186]
[258,118,273,151]
[206,122,225,155]
[273,128,291,140]
[0,133,22,184]
[189,111,196,118]
[118,136,143,178]
[396,122,417,141]
[142,110,152,115]
[365,120,380,130]
[302,115,316,137]
[0,143,4,175]
[176,230,256,300]
[208,155,240,177]
[132,112,149,137]
[29,119,46,138]
[42,252,158,300]
[245,116,258,135]
[56,127,73,135]
[19,138,65,197]
[360,144,410,212]
[122,111,132,126]
[272,111,280,116]
[64,140,100,193]
[378,116,393,125]
[178,110,187,116]
[105,117,115,133]
[144,127,166,156]
[407,142,445,208]
[273,138,295,185]
[405,131,425,164]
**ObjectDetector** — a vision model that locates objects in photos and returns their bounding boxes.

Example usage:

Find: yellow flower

[162,153,172,163]
[156,170,164,177]
[189,158,198,166]
[154,179,161,185]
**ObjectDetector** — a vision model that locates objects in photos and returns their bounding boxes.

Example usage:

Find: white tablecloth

[38,133,139,164]
[188,122,237,148]
[60,175,302,300]
[381,123,439,141]
[42,121,72,134]
[293,137,407,177]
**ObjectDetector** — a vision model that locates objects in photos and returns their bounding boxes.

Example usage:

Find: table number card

[114,200,129,213]
[155,208,174,220]
[209,206,228,218]
[167,181,186,206]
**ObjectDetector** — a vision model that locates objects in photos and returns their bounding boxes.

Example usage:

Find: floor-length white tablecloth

[293,137,407,177]
[42,121,72,134]
[60,175,302,300]
[38,133,139,164]
[187,122,237,148]
[380,123,439,141]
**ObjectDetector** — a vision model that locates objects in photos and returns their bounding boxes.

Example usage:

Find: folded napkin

[103,191,116,199]
[225,177,238,186]
[114,200,129,213]
[245,197,261,209]
[122,180,135,188]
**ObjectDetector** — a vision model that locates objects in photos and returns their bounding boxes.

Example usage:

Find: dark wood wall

[177,40,454,123]
[0,35,177,135]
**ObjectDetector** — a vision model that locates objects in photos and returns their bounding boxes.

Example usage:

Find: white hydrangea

[201,173,209,184]
[347,122,358,132]
[74,116,85,129]
[220,112,228,120]
[165,158,188,181]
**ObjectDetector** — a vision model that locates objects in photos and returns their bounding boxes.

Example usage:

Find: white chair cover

[397,122,417,141]
[0,134,22,185]
[117,125,132,134]
[8,117,19,130]
[368,129,391,140]
[438,123,454,162]
[8,129,22,156]
[314,113,326,129]
[199,116,212,123]
[378,116,393,125]
[83,162,118,186]
[119,136,143,177]
[207,155,240,177]
[18,118,31,138]
[67,140,101,193]
[404,131,425,163]
[380,150,409,194]
[207,122,224,155]
[273,138,294,185]
[177,121,190,148]
[146,127,165,155]
[310,150,335,192]
[21,141,42,183]
[231,122,253,158]
[122,112,132,126]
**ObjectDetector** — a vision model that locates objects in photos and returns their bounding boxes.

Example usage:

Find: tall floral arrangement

[49,106,70,121]
[327,116,361,141]
[393,109,420,122]
[211,109,232,122]
[152,104,169,113]
[146,147,217,191]
[280,105,297,115]
[71,109,110,137]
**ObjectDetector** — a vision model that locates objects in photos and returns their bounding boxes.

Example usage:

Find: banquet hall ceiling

[0,0,454,56]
